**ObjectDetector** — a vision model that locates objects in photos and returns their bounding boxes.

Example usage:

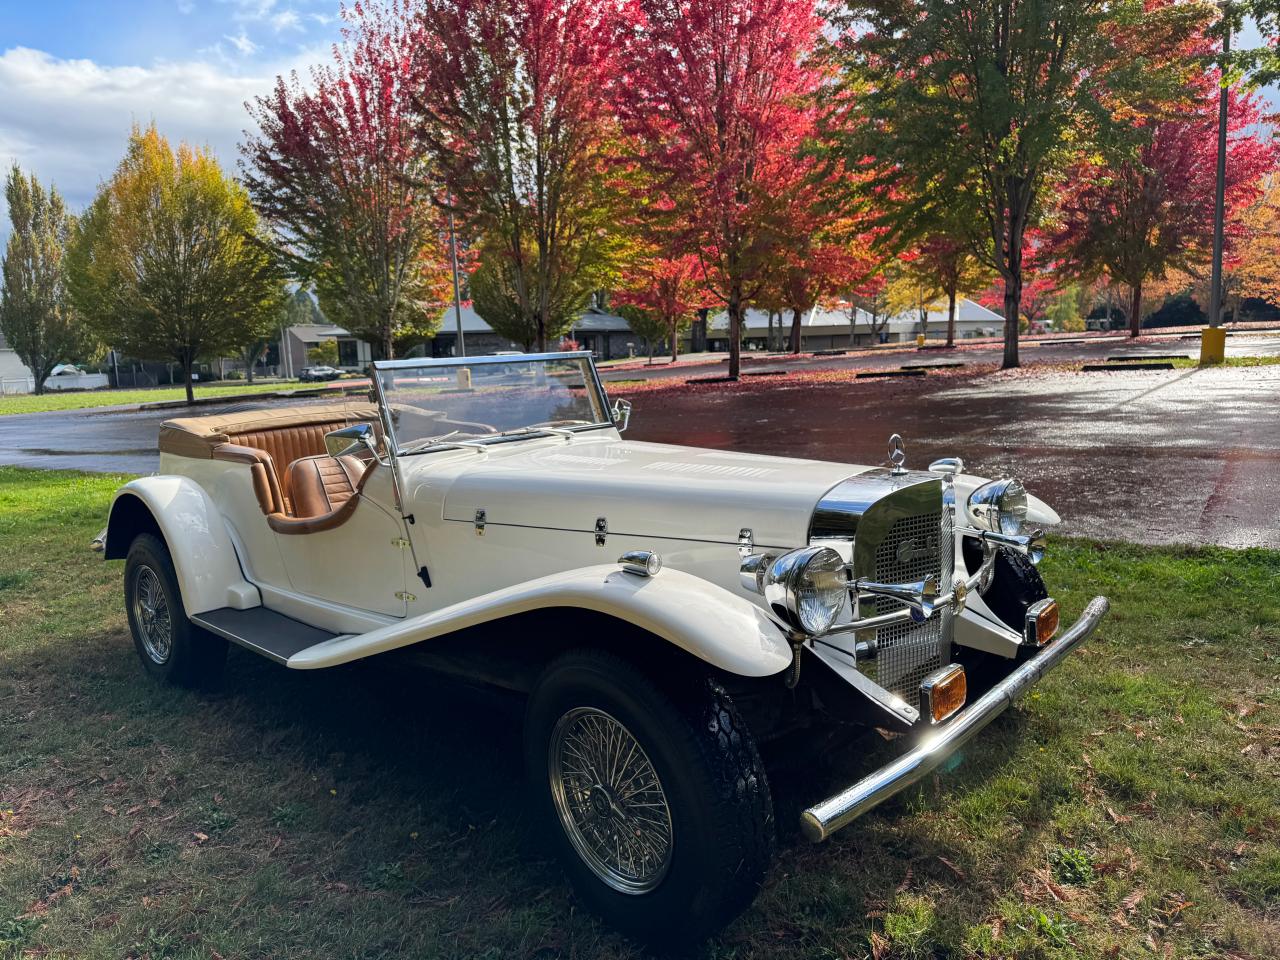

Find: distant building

[279,323,373,377]
[273,296,1007,372]
[0,331,36,394]
[704,299,1004,351]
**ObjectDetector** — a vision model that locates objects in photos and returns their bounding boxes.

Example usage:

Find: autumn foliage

[1051,70,1275,336]
[614,0,825,378]
[242,0,450,359]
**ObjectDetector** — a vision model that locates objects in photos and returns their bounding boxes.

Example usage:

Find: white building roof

[708,298,1002,334]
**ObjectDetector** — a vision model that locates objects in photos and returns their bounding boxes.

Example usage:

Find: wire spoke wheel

[132,564,172,664]
[548,707,673,894]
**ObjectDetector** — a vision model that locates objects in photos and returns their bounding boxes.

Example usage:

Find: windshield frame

[370,351,615,458]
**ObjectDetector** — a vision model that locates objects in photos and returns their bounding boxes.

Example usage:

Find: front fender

[286,565,794,677]
[953,473,1060,527]
[104,476,260,617]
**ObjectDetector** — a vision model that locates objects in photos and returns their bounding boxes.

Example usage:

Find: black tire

[963,542,1048,631]
[124,533,227,688]
[524,648,774,946]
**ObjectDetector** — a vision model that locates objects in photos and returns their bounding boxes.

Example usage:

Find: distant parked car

[299,365,341,382]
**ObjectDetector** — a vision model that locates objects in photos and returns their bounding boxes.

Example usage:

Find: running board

[191,608,338,665]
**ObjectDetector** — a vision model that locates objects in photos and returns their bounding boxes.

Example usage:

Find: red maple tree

[242,0,449,358]
[614,253,705,362]
[1051,61,1276,336]
[614,0,823,379]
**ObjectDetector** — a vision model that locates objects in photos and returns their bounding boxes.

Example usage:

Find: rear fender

[104,477,260,617]
[287,564,793,677]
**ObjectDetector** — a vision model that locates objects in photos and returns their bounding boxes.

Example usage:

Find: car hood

[438,436,864,548]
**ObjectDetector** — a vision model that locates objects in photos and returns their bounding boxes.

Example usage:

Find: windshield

[372,353,612,456]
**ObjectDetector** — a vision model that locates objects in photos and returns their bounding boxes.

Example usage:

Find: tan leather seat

[227,421,354,476]
[285,455,368,520]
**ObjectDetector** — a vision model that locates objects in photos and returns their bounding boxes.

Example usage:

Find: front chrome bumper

[800,595,1110,842]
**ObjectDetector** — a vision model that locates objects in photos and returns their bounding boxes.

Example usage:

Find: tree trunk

[183,358,195,405]
[727,294,742,380]
[946,287,957,348]
[670,321,679,362]
[1128,283,1143,338]
[536,314,546,354]
[647,340,654,366]
[1002,274,1022,369]
[789,308,802,354]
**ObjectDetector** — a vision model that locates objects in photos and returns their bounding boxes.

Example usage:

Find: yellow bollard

[916,334,926,348]
[1199,327,1226,365]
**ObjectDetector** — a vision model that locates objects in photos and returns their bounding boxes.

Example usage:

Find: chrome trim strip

[800,596,1110,842]
[372,350,594,370]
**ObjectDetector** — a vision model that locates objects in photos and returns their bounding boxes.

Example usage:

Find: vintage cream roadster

[97,351,1108,943]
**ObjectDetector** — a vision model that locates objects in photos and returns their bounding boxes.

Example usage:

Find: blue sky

[0,1,344,228]
[3,0,341,68]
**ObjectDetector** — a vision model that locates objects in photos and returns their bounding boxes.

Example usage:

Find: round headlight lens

[794,549,848,635]
[968,478,1028,536]
[996,478,1028,535]
[761,546,847,636]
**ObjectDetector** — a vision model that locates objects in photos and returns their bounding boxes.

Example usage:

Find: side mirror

[325,422,378,459]
[611,398,632,432]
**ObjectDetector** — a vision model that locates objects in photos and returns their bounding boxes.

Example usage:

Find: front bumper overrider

[800,595,1111,842]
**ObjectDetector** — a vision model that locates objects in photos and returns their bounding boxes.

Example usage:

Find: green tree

[837,0,1204,367]
[0,166,82,395]
[308,339,339,366]
[68,124,286,403]
[468,237,600,351]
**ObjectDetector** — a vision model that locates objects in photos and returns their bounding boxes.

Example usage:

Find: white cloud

[0,45,324,234]
[225,31,259,55]
[271,10,303,32]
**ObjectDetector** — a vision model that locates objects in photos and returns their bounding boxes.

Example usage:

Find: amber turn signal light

[921,664,966,725]
[1025,598,1060,647]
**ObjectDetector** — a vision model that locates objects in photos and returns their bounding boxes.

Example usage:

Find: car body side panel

[287,564,794,677]
[106,476,260,617]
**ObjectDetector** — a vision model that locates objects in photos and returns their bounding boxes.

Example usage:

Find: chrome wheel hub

[548,707,673,894]
[132,565,172,664]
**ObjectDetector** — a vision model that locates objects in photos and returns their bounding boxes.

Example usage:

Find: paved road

[2,333,1278,547]
[597,329,1280,384]
[623,360,1280,549]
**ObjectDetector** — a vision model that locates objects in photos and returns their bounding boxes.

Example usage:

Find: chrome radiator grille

[869,508,953,702]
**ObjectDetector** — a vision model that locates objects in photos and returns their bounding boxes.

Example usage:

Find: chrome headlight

[740,546,847,636]
[968,478,1028,536]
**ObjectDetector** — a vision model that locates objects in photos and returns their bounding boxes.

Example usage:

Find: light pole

[448,194,466,357]
[1204,3,1233,363]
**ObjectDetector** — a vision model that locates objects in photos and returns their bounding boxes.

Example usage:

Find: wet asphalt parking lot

[2,333,1278,548]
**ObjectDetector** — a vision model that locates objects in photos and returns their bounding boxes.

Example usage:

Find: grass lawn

[0,382,341,417]
[1,467,1277,959]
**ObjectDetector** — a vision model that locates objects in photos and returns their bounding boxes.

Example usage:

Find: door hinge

[738,527,754,557]
[474,508,486,536]
[392,537,410,549]
[395,591,416,603]
[595,516,608,546]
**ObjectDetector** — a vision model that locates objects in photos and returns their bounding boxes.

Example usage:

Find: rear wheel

[525,649,774,946]
[124,534,226,687]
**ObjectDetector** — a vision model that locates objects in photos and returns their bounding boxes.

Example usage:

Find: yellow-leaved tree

[68,124,286,403]
[1230,177,1280,312]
